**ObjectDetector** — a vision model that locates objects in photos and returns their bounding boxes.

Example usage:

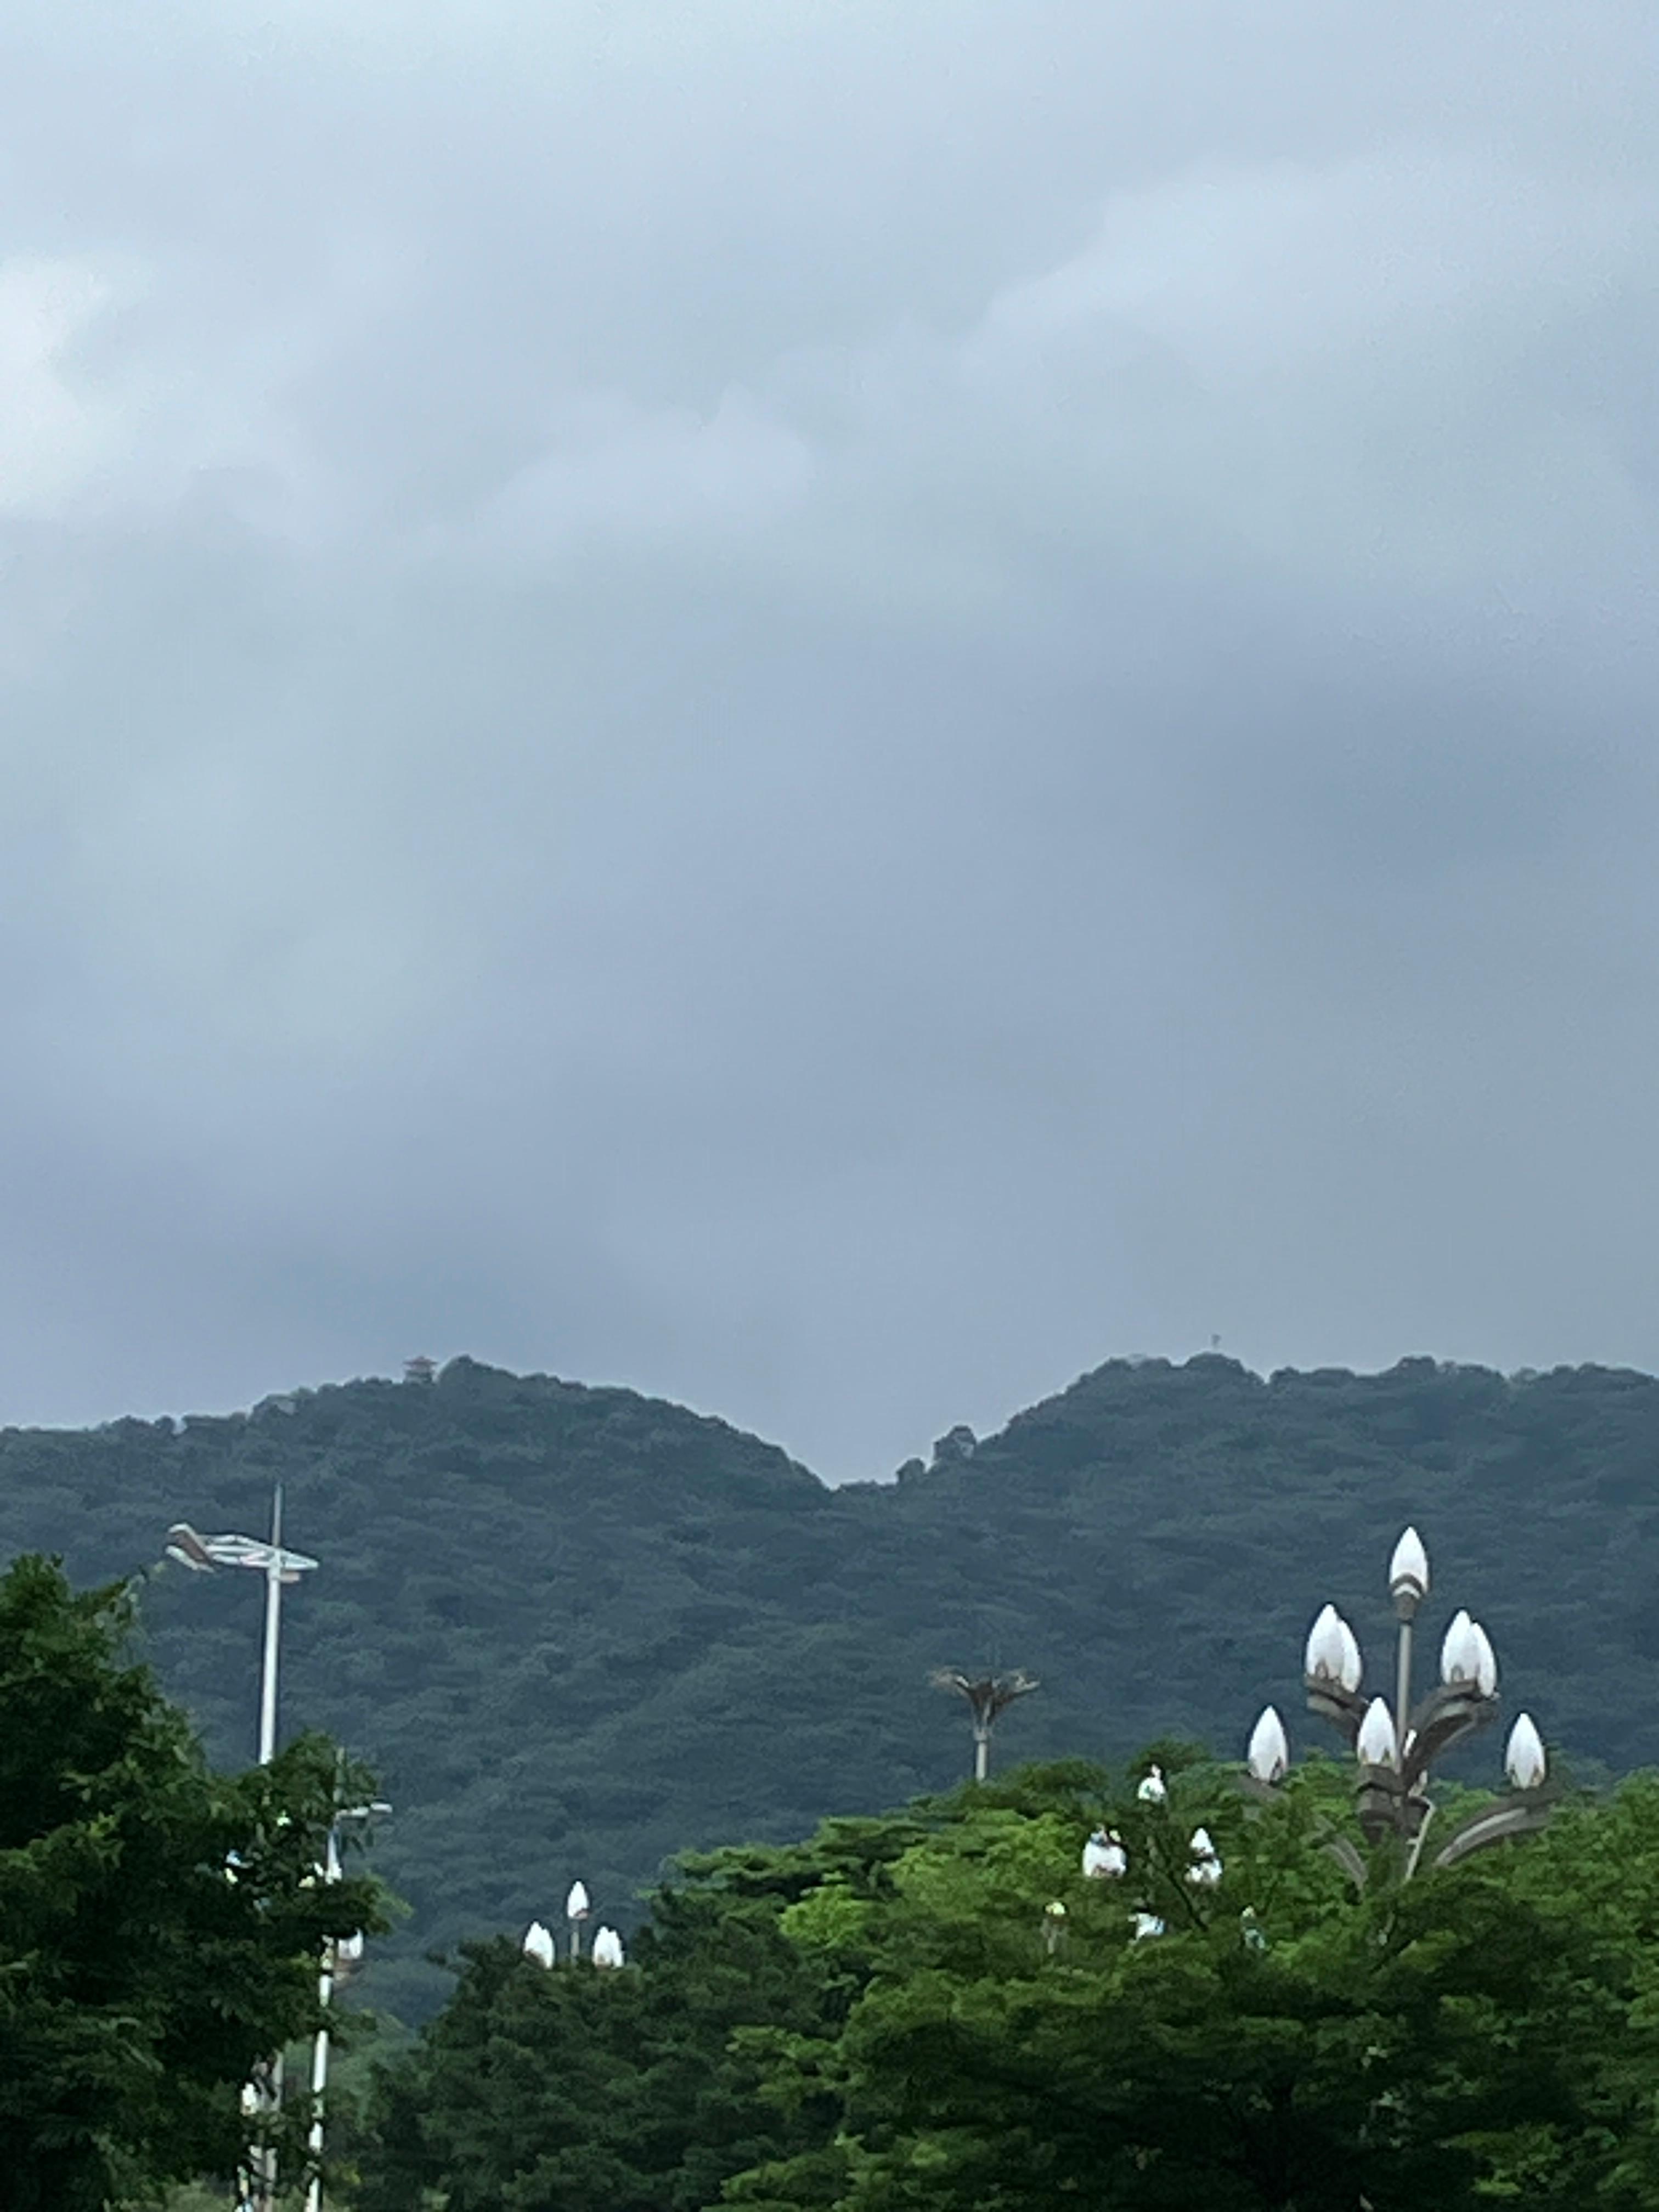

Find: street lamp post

[1244,1525,1553,1880]
[167,1488,319,2212]
[302,1788,388,2212]
[930,1668,1040,1782]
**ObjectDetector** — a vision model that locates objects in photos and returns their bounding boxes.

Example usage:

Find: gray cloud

[3,3,1659,1473]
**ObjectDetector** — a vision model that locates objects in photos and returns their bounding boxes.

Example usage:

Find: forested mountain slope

[1,1352,1655,2017]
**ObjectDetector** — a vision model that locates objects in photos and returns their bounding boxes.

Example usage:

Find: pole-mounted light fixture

[931,1668,1040,1782]
[168,1490,319,2212]
[566,1880,591,1961]
[1245,1525,1553,1881]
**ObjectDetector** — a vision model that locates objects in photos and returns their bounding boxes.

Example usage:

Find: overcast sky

[3,3,1658,1477]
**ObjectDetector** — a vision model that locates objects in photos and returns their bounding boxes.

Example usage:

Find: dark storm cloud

[3,2,1659,1473]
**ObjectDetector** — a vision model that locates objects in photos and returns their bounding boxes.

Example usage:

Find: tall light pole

[167,1489,319,2212]
[930,1669,1040,1782]
[303,1785,388,2212]
[1244,1525,1552,1881]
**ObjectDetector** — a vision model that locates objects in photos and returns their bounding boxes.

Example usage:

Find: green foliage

[0,1556,386,2210]
[353,1813,927,2212]
[5,1351,1659,2012]
[774,1772,1659,2211]
[358,1762,1659,2210]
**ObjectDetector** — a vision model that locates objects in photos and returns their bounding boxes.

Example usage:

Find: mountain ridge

[2,1349,1657,2016]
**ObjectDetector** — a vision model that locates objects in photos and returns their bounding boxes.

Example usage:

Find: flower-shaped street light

[930,1668,1040,1782]
[303,1790,389,2212]
[1245,1526,1552,1879]
[527,1891,622,1970]
[167,1490,318,2212]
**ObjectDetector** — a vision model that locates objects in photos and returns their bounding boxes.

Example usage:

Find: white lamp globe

[1388,1527,1430,1600]
[1505,1713,1547,1792]
[1356,1698,1399,1768]
[1246,1706,1289,1785]
[1469,1623,1498,1697]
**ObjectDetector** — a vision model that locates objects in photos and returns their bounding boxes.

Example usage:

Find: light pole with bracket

[1243,1525,1552,1883]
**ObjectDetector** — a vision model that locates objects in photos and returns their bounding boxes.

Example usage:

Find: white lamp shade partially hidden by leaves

[522,1921,556,1968]
[591,1926,626,1968]
[1082,1828,1127,1878]
[1505,1713,1547,1791]
[1246,1706,1289,1784]
[1186,1828,1223,1886]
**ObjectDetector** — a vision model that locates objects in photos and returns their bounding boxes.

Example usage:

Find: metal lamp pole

[302,1790,388,2212]
[167,1489,319,2212]
[929,1668,1040,1781]
[1243,1525,1552,1881]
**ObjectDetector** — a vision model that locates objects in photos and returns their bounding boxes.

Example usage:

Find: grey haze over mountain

[3,3,1658,1478]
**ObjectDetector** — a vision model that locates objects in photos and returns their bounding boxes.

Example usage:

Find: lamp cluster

[1081,1818,1221,1887]
[1243,1526,1553,1874]
[522,1880,627,1970]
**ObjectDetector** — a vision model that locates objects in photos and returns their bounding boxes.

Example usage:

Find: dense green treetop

[0,1556,383,2211]
[358,1758,1659,2211]
[1,1351,1657,2016]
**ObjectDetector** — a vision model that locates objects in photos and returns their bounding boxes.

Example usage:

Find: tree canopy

[0,1556,384,2210]
[356,1757,1659,2211]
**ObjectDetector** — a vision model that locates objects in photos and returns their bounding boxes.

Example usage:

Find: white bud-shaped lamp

[1505,1713,1546,1791]
[1246,1706,1289,1784]
[1469,1622,1498,1697]
[591,1926,626,1968]
[522,1920,556,1968]
[1305,1605,1346,1681]
[566,1881,590,1921]
[1186,1825,1222,1885]
[1440,1609,1479,1685]
[1336,1616,1363,1693]
[1356,1697,1399,1768]
[1082,1829,1127,1879]
[1388,1526,1430,1602]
